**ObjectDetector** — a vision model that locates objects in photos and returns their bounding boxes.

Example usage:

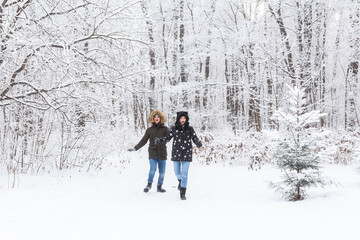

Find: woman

[128,110,169,193]
[155,111,202,200]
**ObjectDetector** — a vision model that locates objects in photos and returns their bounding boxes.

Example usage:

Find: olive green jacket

[134,123,169,160]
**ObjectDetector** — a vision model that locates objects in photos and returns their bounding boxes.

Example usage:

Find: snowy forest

[1,0,360,239]
[1,0,360,180]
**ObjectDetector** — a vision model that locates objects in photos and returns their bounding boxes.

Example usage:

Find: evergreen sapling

[271,85,327,201]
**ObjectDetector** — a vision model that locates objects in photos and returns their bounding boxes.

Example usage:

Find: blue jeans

[148,159,166,186]
[173,161,191,188]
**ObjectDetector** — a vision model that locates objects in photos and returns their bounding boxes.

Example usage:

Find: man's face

[154,115,161,124]
[179,116,186,125]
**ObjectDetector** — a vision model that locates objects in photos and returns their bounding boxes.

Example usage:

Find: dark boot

[143,182,152,193]
[157,185,166,193]
[177,179,181,191]
[180,187,187,200]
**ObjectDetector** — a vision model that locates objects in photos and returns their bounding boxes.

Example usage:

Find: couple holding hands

[128,110,202,200]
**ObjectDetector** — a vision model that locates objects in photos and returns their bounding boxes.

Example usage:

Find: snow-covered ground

[1,150,360,240]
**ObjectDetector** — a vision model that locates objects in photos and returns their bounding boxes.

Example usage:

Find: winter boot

[157,185,166,193]
[180,187,187,200]
[177,179,181,191]
[144,182,152,193]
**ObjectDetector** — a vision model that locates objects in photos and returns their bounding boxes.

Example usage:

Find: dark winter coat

[157,112,202,162]
[134,110,169,160]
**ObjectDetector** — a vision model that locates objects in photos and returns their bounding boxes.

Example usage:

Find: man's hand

[155,138,160,144]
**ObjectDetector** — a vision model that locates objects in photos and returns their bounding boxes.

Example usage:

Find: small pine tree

[271,85,326,201]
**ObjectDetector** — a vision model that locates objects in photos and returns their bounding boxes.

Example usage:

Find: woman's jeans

[173,161,191,188]
[148,159,166,186]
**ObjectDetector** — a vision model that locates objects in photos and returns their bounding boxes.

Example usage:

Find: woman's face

[154,115,161,124]
[179,116,186,125]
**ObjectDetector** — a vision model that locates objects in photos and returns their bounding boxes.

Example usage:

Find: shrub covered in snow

[194,131,275,170]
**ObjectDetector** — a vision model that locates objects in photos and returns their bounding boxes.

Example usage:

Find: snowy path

[1,153,360,240]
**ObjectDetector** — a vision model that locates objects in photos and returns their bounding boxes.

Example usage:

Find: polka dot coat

[158,124,202,162]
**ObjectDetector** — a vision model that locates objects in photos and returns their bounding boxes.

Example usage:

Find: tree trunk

[141,1,156,111]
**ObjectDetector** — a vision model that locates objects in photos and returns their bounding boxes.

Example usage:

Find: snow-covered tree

[0,0,144,177]
[1,0,360,177]
[271,85,327,201]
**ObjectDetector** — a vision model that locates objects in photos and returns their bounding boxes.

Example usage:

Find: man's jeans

[173,161,191,188]
[148,159,166,186]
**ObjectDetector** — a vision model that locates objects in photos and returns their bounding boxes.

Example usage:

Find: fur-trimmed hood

[148,110,167,124]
